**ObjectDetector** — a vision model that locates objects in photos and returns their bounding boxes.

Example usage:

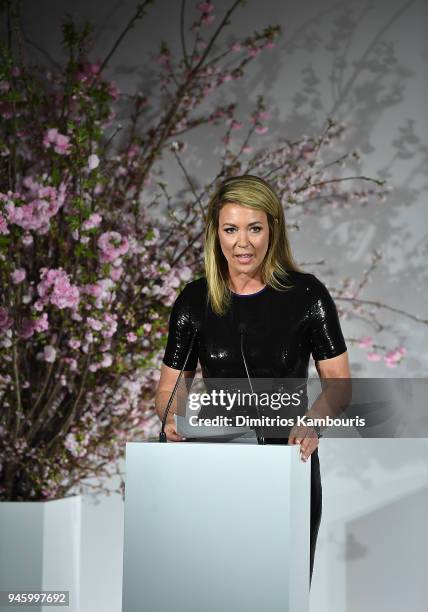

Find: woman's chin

[231,262,257,274]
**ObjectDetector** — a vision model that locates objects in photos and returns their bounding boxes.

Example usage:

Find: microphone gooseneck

[239,323,265,445]
[159,324,199,442]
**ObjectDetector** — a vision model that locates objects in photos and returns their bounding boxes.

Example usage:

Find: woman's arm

[307,351,352,423]
[289,352,352,459]
[155,363,196,441]
[315,350,350,379]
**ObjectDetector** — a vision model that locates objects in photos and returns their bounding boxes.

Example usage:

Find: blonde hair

[204,174,303,315]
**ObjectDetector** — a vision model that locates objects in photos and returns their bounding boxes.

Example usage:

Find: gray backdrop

[14,1,428,611]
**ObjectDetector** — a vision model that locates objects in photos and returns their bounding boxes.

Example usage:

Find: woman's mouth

[235,254,254,264]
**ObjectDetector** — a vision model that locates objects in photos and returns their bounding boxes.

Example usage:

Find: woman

[155,174,350,587]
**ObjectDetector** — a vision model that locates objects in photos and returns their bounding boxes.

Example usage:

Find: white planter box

[0,495,81,612]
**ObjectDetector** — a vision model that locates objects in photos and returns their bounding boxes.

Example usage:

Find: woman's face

[218,202,270,278]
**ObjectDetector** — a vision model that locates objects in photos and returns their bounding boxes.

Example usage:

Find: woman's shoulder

[174,276,207,306]
[275,269,317,287]
[180,276,207,295]
[275,270,332,298]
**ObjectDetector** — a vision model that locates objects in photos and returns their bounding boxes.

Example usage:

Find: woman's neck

[228,273,265,295]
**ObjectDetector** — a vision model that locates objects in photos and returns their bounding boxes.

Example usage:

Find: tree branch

[99,0,154,73]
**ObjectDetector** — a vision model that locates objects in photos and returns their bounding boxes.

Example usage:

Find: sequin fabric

[162,271,347,378]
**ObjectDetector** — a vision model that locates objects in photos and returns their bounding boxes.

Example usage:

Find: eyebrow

[221,222,264,227]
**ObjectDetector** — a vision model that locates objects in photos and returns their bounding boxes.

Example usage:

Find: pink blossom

[0,308,13,332]
[87,317,103,331]
[253,110,270,122]
[169,275,181,288]
[80,62,101,79]
[127,144,140,159]
[230,42,241,52]
[82,282,103,298]
[44,345,57,363]
[64,432,82,457]
[55,134,71,155]
[110,266,123,281]
[249,47,261,58]
[11,268,26,284]
[33,313,49,333]
[64,357,78,371]
[201,13,215,25]
[20,319,35,339]
[68,338,81,350]
[43,128,59,145]
[219,73,232,83]
[231,120,243,131]
[367,352,382,362]
[37,268,80,309]
[178,266,192,282]
[100,353,113,368]
[384,348,405,367]
[43,128,71,155]
[109,81,120,101]
[5,184,66,234]
[102,313,118,338]
[358,336,373,349]
[20,313,49,339]
[255,125,268,135]
[82,213,103,231]
[197,1,214,11]
[88,154,100,171]
[242,145,253,154]
[126,332,137,343]
[0,215,9,234]
[100,339,112,352]
[97,231,129,263]
[22,233,33,246]
[82,278,114,308]
[143,323,152,333]
[157,52,170,65]
[384,359,397,368]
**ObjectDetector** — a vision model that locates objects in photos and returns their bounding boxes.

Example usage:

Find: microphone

[159,323,199,442]
[239,322,265,445]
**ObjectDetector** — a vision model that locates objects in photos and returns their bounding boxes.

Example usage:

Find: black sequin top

[162,271,347,379]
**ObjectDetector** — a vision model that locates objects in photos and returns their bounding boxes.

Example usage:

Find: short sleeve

[306,275,347,361]
[162,285,199,371]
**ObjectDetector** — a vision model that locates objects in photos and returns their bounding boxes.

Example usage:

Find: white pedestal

[0,496,81,612]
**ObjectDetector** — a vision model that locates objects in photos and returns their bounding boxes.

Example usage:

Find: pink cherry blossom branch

[334,296,428,325]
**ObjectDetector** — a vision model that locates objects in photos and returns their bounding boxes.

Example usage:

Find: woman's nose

[236,231,250,247]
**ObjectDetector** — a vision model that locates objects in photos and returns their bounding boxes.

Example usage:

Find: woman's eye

[223,226,263,234]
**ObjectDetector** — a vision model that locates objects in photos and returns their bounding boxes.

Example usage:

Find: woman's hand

[164,420,187,442]
[288,424,319,462]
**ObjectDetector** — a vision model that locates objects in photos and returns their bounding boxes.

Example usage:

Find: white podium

[122,440,310,612]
